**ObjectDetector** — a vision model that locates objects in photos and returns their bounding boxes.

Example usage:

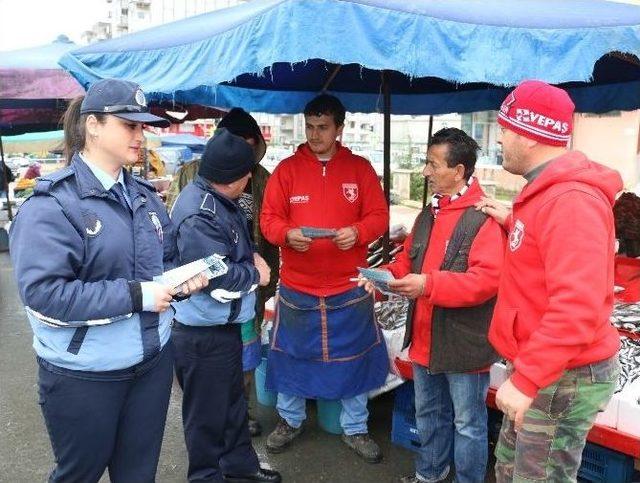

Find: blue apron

[241,318,262,372]
[266,285,389,399]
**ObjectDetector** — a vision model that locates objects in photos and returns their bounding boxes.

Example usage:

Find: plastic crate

[578,442,635,482]
[391,381,421,452]
[393,384,636,482]
[394,380,415,414]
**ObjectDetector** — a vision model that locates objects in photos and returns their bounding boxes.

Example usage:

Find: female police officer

[9,78,206,483]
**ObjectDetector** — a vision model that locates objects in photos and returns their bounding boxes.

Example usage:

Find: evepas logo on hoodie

[290,195,309,204]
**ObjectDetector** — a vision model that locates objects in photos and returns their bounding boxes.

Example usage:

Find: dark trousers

[37,344,174,483]
[173,322,259,482]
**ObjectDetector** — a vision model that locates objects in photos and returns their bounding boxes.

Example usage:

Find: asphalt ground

[0,250,423,483]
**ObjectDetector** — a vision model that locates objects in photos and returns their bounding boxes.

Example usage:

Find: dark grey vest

[403,206,499,373]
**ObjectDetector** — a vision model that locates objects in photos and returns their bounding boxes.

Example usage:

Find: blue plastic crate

[391,382,421,452]
[578,442,635,482]
[392,383,636,482]
[394,380,415,415]
[391,409,421,452]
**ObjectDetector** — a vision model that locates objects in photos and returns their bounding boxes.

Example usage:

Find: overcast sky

[0,0,105,51]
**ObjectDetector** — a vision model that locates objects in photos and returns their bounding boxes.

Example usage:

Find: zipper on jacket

[321,161,328,287]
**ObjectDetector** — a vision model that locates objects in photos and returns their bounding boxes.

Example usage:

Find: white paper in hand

[155,254,228,289]
[301,226,337,238]
[358,267,396,295]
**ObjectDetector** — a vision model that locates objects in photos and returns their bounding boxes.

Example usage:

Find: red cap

[498,80,575,147]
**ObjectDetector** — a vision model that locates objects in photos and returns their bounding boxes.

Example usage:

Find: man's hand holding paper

[333,226,358,250]
[387,273,427,299]
[300,226,337,239]
[286,228,313,252]
[357,267,397,296]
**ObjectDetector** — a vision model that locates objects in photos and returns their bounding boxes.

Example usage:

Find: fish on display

[616,336,640,393]
[611,303,640,333]
[375,297,409,331]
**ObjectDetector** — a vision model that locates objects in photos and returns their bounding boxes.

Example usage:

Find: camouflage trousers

[494,356,619,482]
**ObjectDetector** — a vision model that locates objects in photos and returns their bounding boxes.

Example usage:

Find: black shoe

[266,417,304,453]
[224,467,282,483]
[248,416,263,437]
[341,433,383,464]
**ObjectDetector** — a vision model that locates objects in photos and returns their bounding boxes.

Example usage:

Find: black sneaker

[266,417,304,453]
[341,433,382,464]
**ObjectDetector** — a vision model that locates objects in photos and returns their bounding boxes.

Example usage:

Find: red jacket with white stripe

[260,143,389,296]
[489,152,622,397]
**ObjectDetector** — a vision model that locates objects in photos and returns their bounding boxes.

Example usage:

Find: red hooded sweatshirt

[260,143,389,296]
[489,151,622,398]
[386,179,506,367]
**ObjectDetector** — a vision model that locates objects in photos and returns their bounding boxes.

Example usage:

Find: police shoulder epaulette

[200,192,217,216]
[132,176,157,192]
[33,167,75,195]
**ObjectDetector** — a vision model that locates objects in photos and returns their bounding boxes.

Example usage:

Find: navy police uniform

[10,154,176,482]
[171,175,261,482]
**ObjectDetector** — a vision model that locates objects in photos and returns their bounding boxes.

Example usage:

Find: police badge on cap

[135,89,147,108]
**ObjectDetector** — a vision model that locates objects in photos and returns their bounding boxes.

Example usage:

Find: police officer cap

[198,128,256,184]
[80,78,170,128]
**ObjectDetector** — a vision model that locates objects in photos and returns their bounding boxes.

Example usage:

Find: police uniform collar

[79,152,124,192]
[71,154,111,198]
[121,169,144,202]
[71,153,142,201]
[194,175,239,209]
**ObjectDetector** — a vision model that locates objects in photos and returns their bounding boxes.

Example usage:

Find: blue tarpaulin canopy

[60,0,640,115]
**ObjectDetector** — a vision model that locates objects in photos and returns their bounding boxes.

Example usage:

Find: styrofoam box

[616,379,640,437]
[594,393,620,428]
[490,362,508,389]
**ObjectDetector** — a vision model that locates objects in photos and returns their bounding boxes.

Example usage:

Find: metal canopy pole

[422,115,434,210]
[382,70,391,263]
[0,135,13,221]
[321,64,342,92]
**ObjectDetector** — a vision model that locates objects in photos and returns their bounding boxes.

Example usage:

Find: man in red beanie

[477,80,622,482]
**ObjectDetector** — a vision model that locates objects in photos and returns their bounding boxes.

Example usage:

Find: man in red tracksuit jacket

[479,80,622,482]
[260,94,389,463]
[364,128,505,483]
